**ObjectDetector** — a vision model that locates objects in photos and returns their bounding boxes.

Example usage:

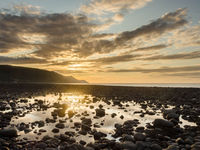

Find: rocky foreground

[0,84,200,150]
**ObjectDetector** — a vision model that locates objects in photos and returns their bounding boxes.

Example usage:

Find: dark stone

[36,120,45,127]
[111,113,117,118]
[0,128,18,137]
[74,122,81,128]
[95,108,105,117]
[24,128,32,134]
[120,141,137,150]
[80,140,86,145]
[52,128,59,133]
[134,133,146,141]
[35,142,47,149]
[120,115,124,119]
[153,119,174,128]
[39,129,47,133]
[81,124,91,132]
[82,118,92,125]
[151,144,162,150]
[176,137,184,144]
[93,132,107,140]
[55,123,65,129]
[121,134,135,142]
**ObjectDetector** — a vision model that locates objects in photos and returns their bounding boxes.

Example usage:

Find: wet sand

[0,83,200,150]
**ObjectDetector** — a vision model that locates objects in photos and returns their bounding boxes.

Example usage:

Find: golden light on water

[66,95,84,104]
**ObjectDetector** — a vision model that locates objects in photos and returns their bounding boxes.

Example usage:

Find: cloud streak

[115,8,188,44]
[106,65,200,73]
[144,50,200,60]
[164,72,200,78]
[81,0,152,15]
[0,56,48,64]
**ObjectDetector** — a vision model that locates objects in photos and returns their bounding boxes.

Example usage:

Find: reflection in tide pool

[9,93,197,143]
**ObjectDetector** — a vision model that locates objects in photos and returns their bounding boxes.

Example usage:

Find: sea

[55,83,200,88]
[6,82,200,88]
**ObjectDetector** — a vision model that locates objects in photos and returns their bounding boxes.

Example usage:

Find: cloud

[91,54,141,65]
[122,44,169,54]
[0,7,193,69]
[13,4,42,16]
[0,11,95,58]
[81,0,152,15]
[0,56,48,64]
[144,50,200,60]
[169,25,200,48]
[106,65,200,73]
[0,8,189,59]
[52,54,142,67]
[81,0,152,30]
[113,13,124,22]
[0,4,42,16]
[115,8,188,44]
[90,49,200,66]
[55,69,88,74]
[164,72,200,78]
[73,8,189,57]
[134,44,168,52]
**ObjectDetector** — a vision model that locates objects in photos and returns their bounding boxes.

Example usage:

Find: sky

[0,0,200,83]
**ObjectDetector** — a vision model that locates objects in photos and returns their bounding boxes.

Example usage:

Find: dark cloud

[91,33,115,39]
[55,70,88,74]
[0,12,94,57]
[0,8,188,60]
[52,49,200,67]
[0,56,47,64]
[134,44,168,52]
[76,8,188,56]
[115,8,188,44]
[91,54,141,64]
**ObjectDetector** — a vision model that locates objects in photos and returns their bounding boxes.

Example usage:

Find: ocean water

[21,82,200,88]
[58,83,200,88]
[94,83,200,88]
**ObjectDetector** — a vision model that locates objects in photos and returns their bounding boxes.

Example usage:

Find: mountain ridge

[0,65,87,83]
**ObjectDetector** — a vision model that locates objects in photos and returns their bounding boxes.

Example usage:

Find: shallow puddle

[6,93,197,143]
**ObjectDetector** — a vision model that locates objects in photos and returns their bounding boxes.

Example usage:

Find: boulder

[0,128,18,137]
[120,141,137,150]
[55,123,65,129]
[153,119,174,128]
[151,144,162,150]
[82,118,92,125]
[95,108,105,117]
[93,131,107,140]
[134,133,146,141]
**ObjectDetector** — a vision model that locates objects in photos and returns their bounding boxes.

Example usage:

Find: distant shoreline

[0,82,200,88]
[0,83,200,102]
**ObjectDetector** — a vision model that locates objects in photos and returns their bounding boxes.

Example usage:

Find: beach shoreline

[0,83,200,150]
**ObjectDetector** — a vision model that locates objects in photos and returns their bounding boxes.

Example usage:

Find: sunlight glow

[19,33,47,44]
[68,64,84,70]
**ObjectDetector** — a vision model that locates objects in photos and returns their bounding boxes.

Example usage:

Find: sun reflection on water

[8,92,197,143]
